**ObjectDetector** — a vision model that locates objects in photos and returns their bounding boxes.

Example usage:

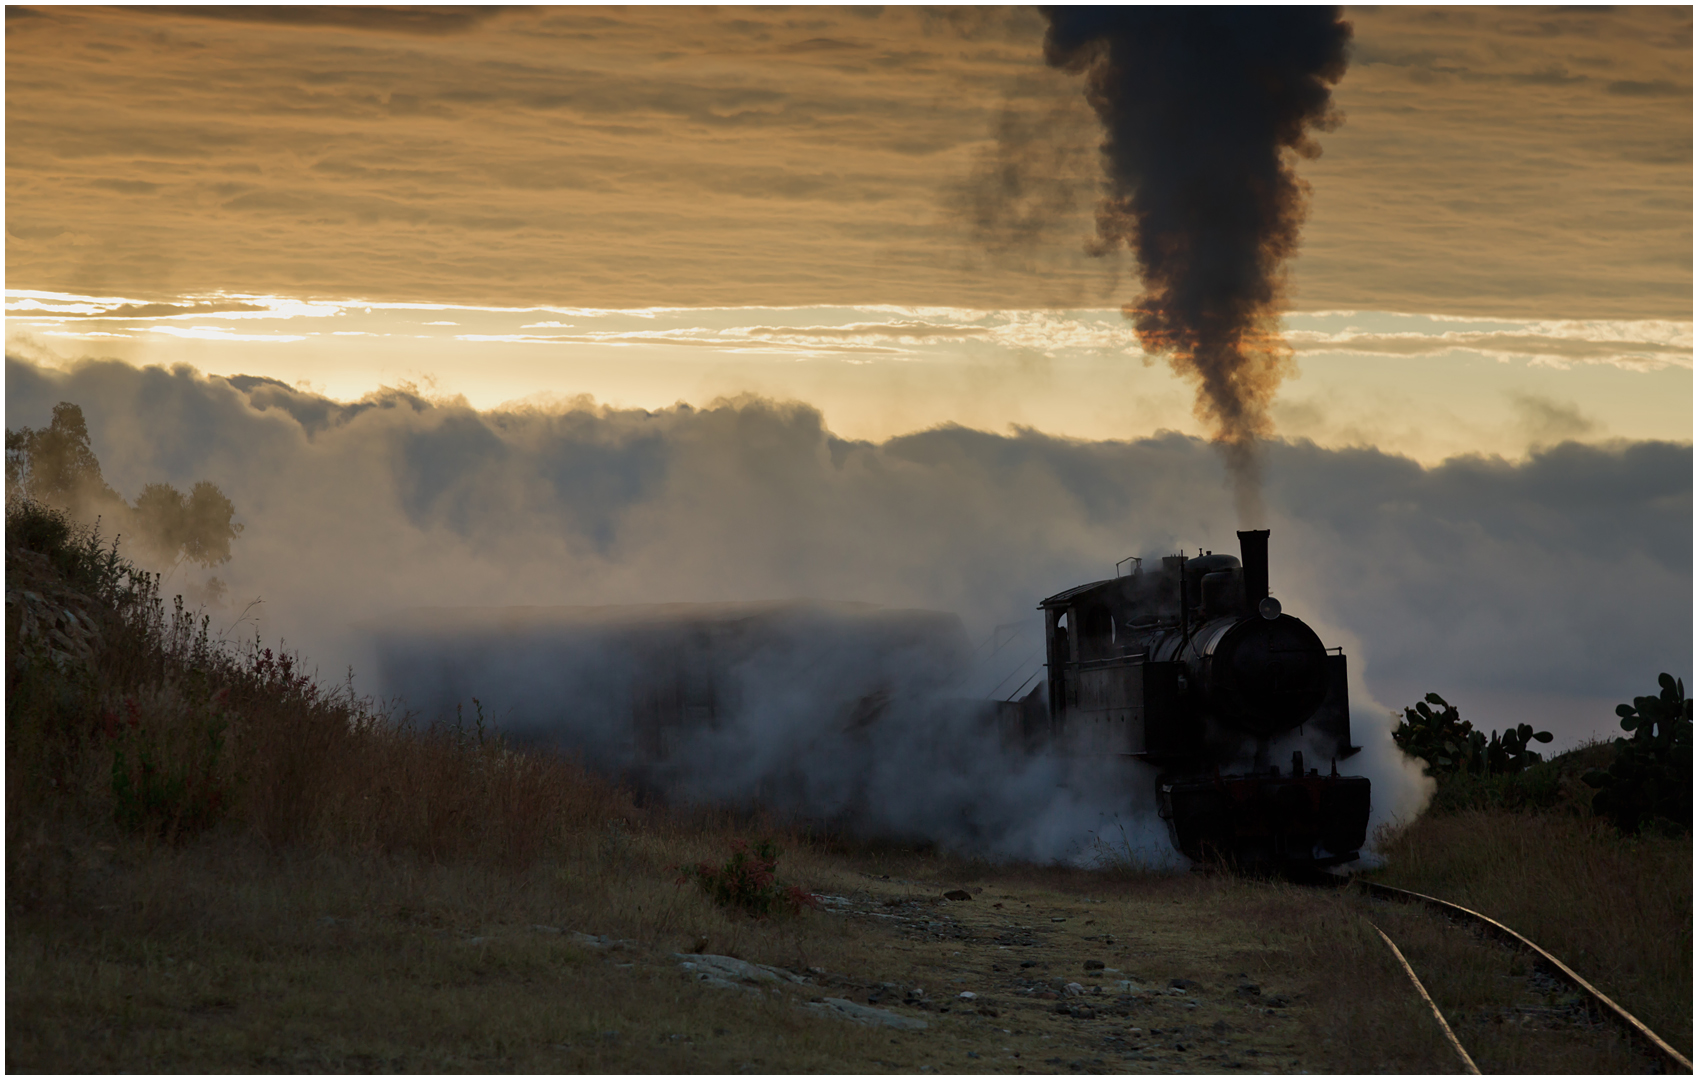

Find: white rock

[958,991,977,1001]
[802,998,928,1031]
[692,973,760,995]
[673,953,807,985]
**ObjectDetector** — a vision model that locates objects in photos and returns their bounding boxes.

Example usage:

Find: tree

[132,480,244,569]
[7,401,243,574]
[5,402,118,508]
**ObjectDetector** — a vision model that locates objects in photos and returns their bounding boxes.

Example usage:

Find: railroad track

[1343,877,1692,1074]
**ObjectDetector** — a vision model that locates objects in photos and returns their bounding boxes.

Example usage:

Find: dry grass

[6,824,925,1073]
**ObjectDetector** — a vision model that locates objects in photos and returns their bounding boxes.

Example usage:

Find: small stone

[1084,960,1105,971]
[1064,982,1085,997]
[958,991,977,1001]
[943,889,973,901]
[1169,978,1198,990]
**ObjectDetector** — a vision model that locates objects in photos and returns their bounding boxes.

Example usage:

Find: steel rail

[1356,878,1692,1074]
[1371,921,1480,1074]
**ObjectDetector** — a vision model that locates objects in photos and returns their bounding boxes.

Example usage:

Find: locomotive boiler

[1030,529,1370,866]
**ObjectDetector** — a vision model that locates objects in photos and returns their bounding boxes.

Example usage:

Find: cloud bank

[7,354,1689,858]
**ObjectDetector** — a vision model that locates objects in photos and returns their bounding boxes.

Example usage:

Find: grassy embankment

[7,498,1688,1072]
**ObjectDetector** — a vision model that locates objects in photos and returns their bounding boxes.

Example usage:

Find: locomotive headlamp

[1258,596,1282,620]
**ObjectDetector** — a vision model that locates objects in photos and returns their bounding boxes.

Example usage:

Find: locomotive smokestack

[1237,529,1270,608]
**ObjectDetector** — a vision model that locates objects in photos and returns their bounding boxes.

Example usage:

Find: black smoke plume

[1043,8,1352,524]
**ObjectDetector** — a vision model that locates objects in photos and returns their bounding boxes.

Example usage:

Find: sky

[5,6,1692,778]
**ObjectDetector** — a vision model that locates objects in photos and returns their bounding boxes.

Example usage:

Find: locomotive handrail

[1071,653,1149,670]
[984,644,1044,698]
[1001,669,1042,702]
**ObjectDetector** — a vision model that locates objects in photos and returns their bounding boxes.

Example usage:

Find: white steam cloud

[371,602,1183,865]
[6,355,1690,863]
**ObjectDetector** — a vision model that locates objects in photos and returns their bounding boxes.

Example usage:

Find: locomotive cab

[1037,529,1370,867]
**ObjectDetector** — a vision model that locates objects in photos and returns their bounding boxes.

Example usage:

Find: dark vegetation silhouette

[1583,674,1693,835]
[6,401,241,580]
[1393,692,1554,779]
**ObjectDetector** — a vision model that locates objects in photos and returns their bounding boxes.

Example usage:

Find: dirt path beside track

[770,870,1318,1073]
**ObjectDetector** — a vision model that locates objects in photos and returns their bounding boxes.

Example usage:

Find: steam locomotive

[1020,529,1371,866]
[369,531,1369,868]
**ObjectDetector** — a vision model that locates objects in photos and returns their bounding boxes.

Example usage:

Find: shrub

[1423,741,1609,815]
[677,839,819,919]
[1583,673,1692,835]
[6,497,149,608]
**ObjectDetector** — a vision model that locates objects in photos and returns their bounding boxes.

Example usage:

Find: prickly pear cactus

[1486,722,1554,774]
[1393,694,1552,779]
[1392,693,1476,777]
[1583,673,1693,834]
